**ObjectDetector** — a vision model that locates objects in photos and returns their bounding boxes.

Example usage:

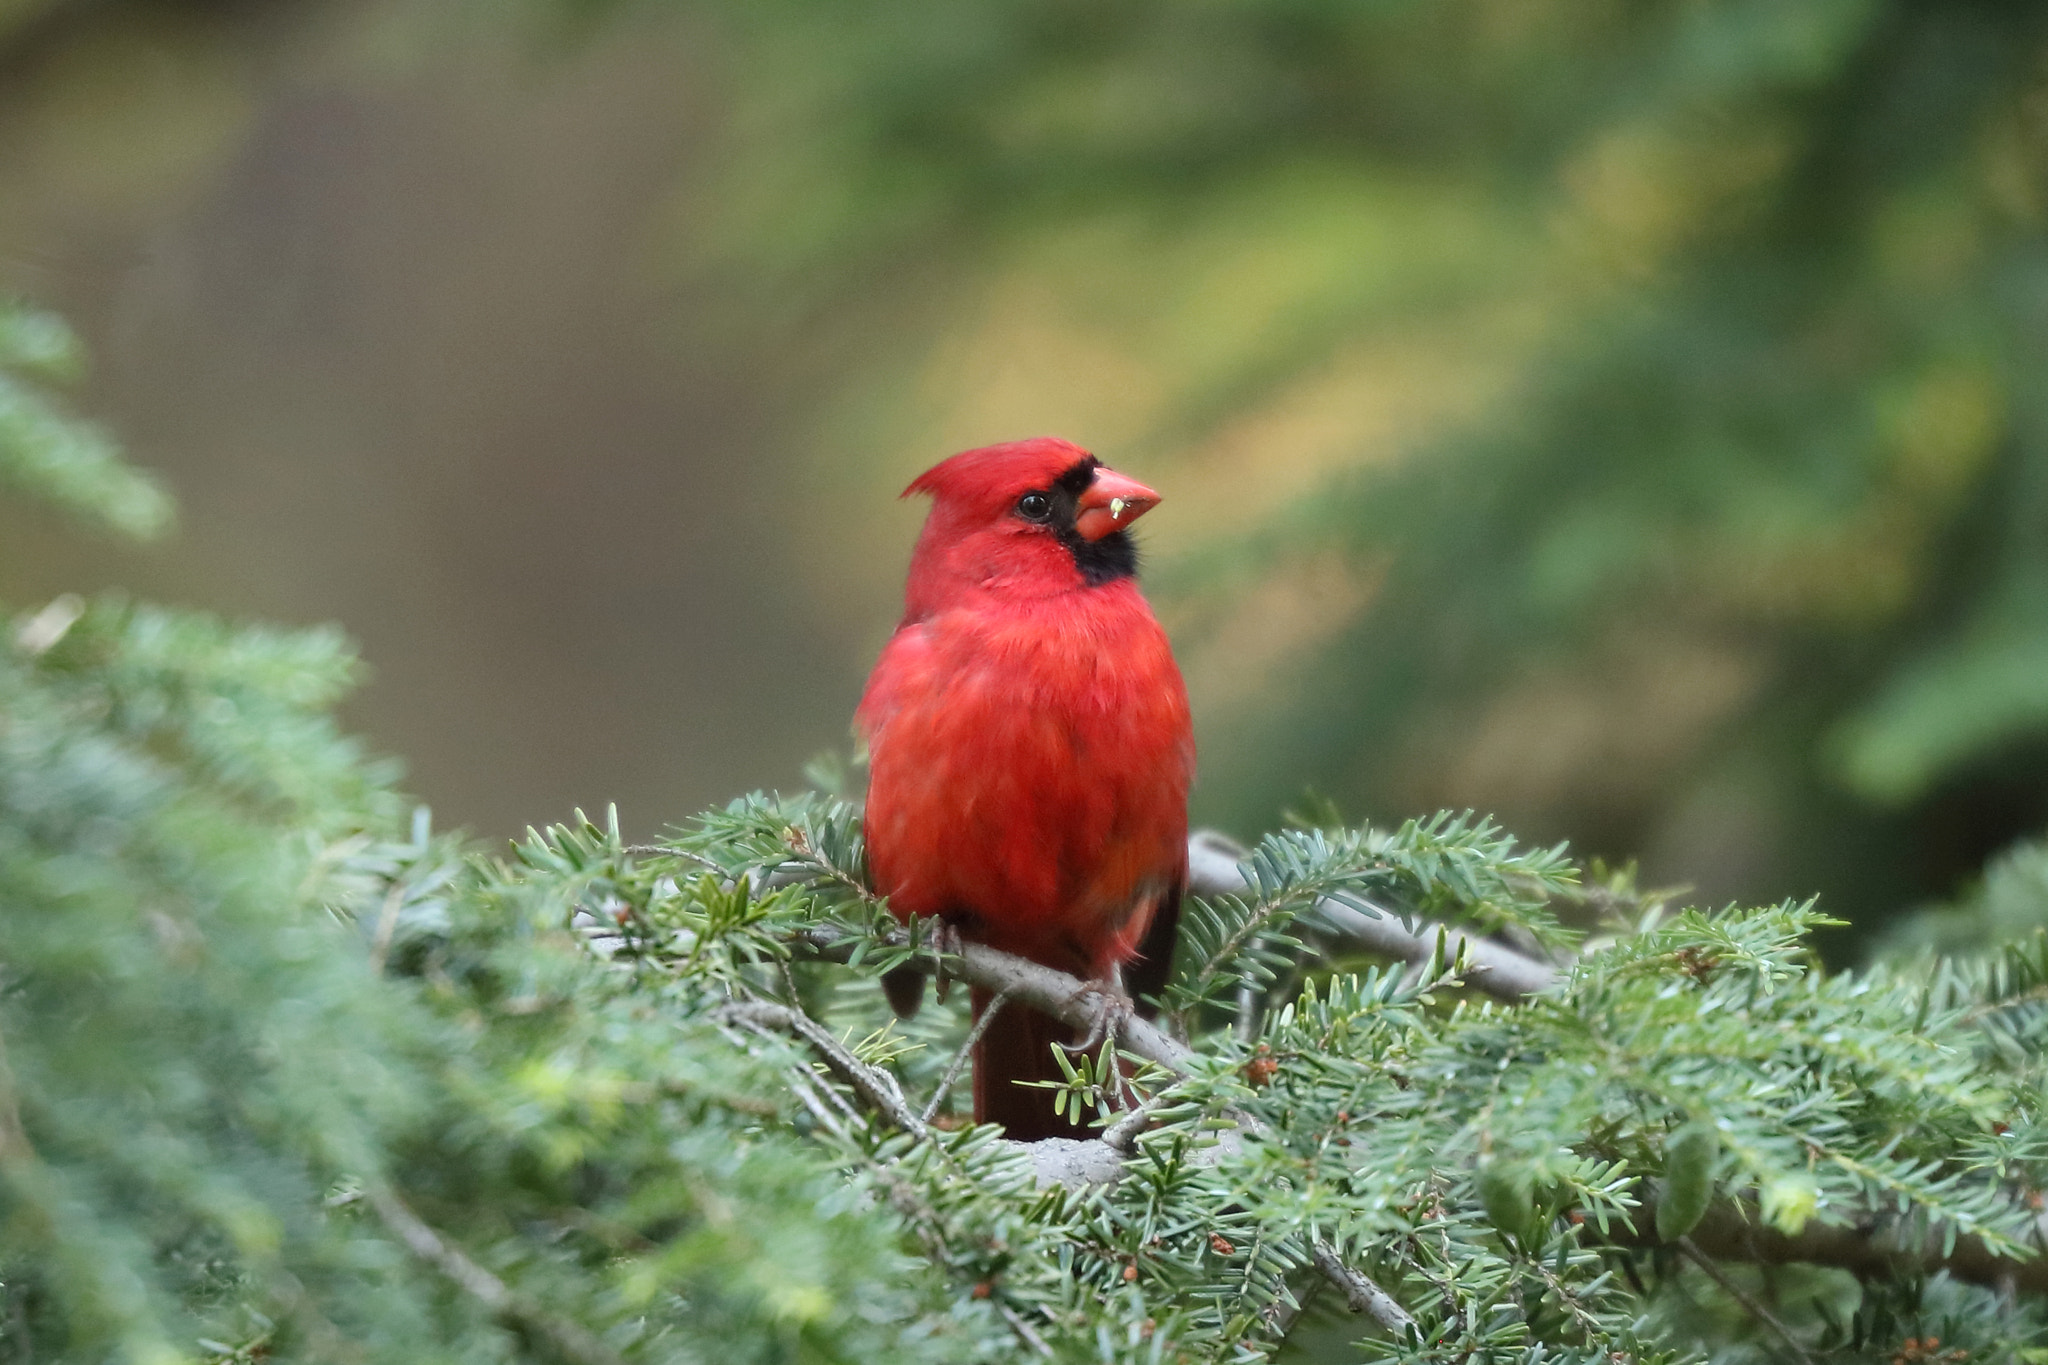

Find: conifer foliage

[8,294,2048,1362]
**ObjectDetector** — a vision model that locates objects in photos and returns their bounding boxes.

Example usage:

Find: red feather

[858,437,1193,1139]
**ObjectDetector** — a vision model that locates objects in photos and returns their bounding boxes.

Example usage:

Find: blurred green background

[4,0,2046,939]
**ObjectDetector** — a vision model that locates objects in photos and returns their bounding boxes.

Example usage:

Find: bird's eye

[1015,491,1053,521]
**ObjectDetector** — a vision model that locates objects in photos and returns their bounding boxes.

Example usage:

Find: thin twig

[721,1000,927,1137]
[1309,1239,1416,1338]
[998,1303,1054,1357]
[784,1064,858,1143]
[621,843,728,876]
[368,1188,625,1365]
[728,1016,867,1129]
[921,985,1014,1124]
[1677,1236,1813,1365]
[1266,1272,1322,1339]
[717,1020,858,1141]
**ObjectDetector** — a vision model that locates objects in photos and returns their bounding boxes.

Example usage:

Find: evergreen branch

[0,306,173,541]
[1309,1239,1417,1337]
[366,1188,626,1365]
[948,937,1198,1073]
[729,955,1213,1189]
[795,924,1197,1075]
[721,1018,859,1143]
[719,999,928,1136]
[724,993,1175,1191]
[1186,831,1559,1000]
[685,797,1561,1007]
[1176,831,1357,1012]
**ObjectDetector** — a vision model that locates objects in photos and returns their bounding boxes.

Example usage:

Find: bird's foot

[1060,980,1137,1054]
[1060,981,1143,1110]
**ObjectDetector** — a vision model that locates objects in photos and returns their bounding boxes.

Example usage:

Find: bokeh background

[4,0,2046,941]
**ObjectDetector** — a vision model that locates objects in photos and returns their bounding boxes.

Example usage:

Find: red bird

[857,437,1194,1140]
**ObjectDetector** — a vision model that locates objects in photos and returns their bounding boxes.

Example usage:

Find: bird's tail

[970,986,1106,1141]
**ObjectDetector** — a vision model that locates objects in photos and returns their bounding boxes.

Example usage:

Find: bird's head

[899,437,1161,614]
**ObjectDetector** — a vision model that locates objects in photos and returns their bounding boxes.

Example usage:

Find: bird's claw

[1060,981,1142,1109]
[1060,980,1136,1054]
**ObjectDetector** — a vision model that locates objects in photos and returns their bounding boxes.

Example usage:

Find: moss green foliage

[0,304,170,539]
[11,287,2048,1365]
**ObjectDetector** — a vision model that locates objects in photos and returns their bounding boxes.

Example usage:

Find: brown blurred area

[0,0,890,836]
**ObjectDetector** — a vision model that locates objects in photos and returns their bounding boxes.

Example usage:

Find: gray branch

[1310,1239,1417,1338]
[794,925,1195,1076]
[721,973,1218,1190]
[719,1000,928,1137]
[756,827,1558,1008]
[1186,831,1558,1000]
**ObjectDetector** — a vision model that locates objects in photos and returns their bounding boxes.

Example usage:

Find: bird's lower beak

[1073,468,1160,542]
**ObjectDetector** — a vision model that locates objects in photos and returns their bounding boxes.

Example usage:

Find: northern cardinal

[857,437,1194,1140]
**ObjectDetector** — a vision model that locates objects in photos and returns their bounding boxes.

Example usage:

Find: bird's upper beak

[1073,467,1160,542]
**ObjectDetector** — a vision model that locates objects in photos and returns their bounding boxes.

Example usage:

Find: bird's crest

[904,437,1097,505]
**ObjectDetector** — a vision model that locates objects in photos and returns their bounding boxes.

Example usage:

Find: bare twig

[367,1188,625,1365]
[1310,1239,1416,1338]
[1677,1236,1813,1365]
[787,1071,856,1140]
[921,985,1014,1124]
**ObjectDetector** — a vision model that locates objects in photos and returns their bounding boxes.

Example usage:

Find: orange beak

[1072,467,1160,542]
